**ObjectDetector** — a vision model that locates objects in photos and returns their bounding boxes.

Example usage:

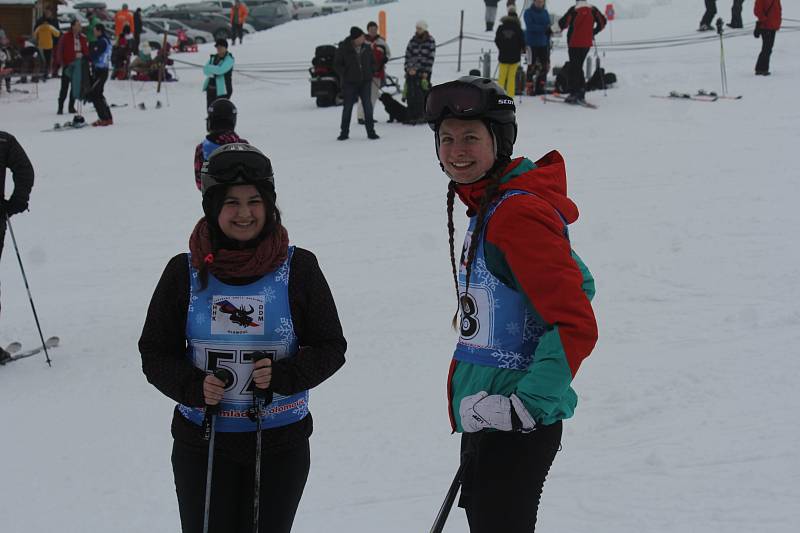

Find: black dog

[379,92,409,124]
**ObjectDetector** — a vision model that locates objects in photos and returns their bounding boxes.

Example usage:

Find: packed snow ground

[2,0,799,531]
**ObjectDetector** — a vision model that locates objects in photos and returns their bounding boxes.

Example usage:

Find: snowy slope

[2,0,799,531]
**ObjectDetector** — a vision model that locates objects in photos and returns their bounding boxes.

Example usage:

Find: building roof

[0,0,37,5]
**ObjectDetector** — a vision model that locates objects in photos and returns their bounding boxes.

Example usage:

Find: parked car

[320,0,366,15]
[153,10,251,40]
[291,1,321,19]
[144,17,215,44]
[243,1,292,31]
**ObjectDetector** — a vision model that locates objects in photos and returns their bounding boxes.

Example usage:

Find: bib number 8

[459,293,480,340]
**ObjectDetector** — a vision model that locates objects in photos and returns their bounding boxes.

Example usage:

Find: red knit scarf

[189,218,289,279]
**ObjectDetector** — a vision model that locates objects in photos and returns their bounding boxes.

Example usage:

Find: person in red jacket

[55,19,89,115]
[558,0,606,103]
[753,0,781,75]
[114,3,135,41]
[230,0,248,46]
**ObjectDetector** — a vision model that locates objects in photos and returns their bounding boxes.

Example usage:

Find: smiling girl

[424,76,598,532]
[139,143,346,533]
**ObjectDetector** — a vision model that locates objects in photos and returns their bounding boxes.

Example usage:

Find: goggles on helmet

[424,80,516,129]
[200,143,274,195]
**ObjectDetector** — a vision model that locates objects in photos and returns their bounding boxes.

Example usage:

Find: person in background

[193,99,249,190]
[0,131,34,364]
[55,18,88,115]
[85,9,100,44]
[357,21,390,126]
[203,39,234,107]
[403,20,436,123]
[33,19,60,80]
[88,24,113,126]
[334,26,378,140]
[484,0,500,32]
[115,3,135,41]
[133,7,143,54]
[558,0,606,104]
[753,0,781,75]
[230,0,248,46]
[495,5,525,97]
[524,0,552,95]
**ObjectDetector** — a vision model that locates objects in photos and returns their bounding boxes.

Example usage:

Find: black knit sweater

[139,247,346,463]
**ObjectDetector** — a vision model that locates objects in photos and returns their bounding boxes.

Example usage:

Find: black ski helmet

[200,143,275,220]
[425,76,517,161]
[206,98,237,133]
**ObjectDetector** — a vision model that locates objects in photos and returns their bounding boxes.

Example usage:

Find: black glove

[2,196,29,216]
[753,23,761,38]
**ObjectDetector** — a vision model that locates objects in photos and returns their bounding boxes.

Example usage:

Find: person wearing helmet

[424,76,597,532]
[140,143,346,533]
[193,99,249,190]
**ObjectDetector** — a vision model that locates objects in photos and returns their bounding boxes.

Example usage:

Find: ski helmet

[200,143,275,219]
[206,98,237,133]
[424,76,517,161]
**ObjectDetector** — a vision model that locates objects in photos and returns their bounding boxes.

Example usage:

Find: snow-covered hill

[2,1,799,531]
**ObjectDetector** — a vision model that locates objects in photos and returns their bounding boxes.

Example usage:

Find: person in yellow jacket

[33,22,60,79]
[230,0,248,46]
[114,4,135,41]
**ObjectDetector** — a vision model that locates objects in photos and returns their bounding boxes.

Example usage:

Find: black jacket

[0,132,34,211]
[495,15,525,64]
[139,247,346,459]
[334,37,375,85]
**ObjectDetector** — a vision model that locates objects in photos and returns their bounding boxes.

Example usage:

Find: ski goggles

[423,80,515,128]
[201,143,274,195]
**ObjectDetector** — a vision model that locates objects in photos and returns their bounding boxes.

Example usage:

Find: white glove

[459,391,537,433]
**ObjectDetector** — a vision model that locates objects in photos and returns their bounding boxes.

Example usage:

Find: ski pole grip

[251,351,273,402]
[206,370,233,416]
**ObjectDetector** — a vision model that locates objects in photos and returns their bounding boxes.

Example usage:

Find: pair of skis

[651,90,743,102]
[1,336,60,365]
[43,121,87,132]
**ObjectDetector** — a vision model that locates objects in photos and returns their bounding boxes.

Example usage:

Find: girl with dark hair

[139,143,346,533]
[88,23,113,126]
[424,76,598,532]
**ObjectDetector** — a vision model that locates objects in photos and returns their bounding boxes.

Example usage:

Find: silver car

[145,17,215,44]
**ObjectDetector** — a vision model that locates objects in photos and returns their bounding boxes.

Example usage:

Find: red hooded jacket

[558,1,607,48]
[754,0,781,31]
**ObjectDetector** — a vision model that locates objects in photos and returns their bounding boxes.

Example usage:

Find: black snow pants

[755,29,776,73]
[90,68,112,121]
[458,421,563,533]
[567,47,590,98]
[171,438,310,533]
[700,0,718,27]
[730,0,745,27]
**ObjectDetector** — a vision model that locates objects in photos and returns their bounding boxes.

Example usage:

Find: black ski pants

[755,29,776,73]
[58,73,75,113]
[231,24,244,45]
[171,438,310,533]
[700,0,717,27]
[567,47,590,98]
[730,0,744,27]
[458,421,562,533]
[528,46,550,94]
[339,80,375,135]
[90,69,112,121]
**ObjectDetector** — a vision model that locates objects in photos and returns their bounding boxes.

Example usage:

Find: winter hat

[416,20,428,32]
[350,26,365,39]
[215,38,228,48]
[508,5,517,15]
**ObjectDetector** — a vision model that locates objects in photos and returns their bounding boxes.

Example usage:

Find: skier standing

[403,20,436,123]
[753,0,781,75]
[88,24,113,127]
[699,0,718,31]
[140,143,346,533]
[423,76,598,532]
[494,6,525,97]
[0,131,34,364]
[193,99,248,190]
[558,0,606,103]
[203,39,234,108]
[54,19,88,115]
[523,0,552,95]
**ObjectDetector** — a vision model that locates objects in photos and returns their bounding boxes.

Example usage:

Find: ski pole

[716,18,728,96]
[429,455,469,533]
[251,351,274,533]
[5,215,52,367]
[202,369,233,533]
